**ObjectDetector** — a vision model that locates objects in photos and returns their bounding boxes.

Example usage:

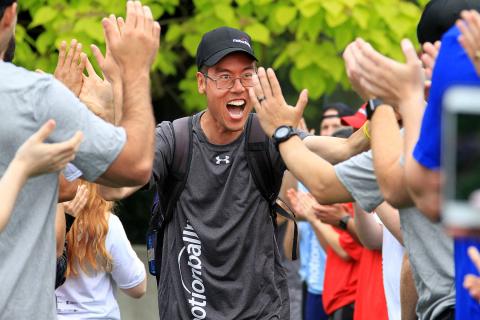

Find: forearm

[310,219,350,260]
[375,201,403,245]
[120,73,155,167]
[279,137,354,204]
[371,106,413,208]
[98,185,141,201]
[55,204,66,258]
[353,203,383,250]
[99,74,155,186]
[304,126,369,164]
[111,79,123,125]
[0,160,28,231]
[401,98,441,220]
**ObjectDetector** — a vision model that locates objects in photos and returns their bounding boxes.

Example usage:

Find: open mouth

[226,99,246,119]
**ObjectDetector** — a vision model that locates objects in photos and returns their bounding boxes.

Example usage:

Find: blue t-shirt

[414,25,480,319]
[414,26,480,169]
[297,184,327,295]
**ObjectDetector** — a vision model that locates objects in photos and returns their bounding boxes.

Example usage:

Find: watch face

[275,126,291,139]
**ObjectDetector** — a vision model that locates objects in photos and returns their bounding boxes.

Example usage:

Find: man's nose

[230,78,245,92]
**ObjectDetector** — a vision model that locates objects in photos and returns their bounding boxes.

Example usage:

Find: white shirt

[382,227,404,320]
[56,214,146,319]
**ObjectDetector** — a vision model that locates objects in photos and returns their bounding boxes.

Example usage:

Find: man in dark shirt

[104,26,290,319]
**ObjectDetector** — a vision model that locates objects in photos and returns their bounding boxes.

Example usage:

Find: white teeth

[227,100,245,106]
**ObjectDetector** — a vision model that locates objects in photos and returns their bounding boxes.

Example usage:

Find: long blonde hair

[66,182,113,276]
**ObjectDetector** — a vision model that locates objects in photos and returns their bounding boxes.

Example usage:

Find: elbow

[360,239,382,251]
[132,161,152,186]
[123,160,152,187]
[382,188,403,209]
[310,184,331,205]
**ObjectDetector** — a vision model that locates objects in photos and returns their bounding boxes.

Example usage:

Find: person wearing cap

[102,26,292,319]
[0,1,160,319]
[100,24,376,319]
[319,102,355,136]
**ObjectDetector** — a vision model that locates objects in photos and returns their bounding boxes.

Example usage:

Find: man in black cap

[104,26,291,319]
[103,25,372,319]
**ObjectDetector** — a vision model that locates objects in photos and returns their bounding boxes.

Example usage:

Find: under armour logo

[215,155,230,165]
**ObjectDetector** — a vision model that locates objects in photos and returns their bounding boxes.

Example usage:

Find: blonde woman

[56,182,146,319]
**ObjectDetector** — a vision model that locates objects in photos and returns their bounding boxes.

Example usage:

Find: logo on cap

[232,38,251,48]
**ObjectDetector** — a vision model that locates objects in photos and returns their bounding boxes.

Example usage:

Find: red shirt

[353,248,388,320]
[322,213,363,315]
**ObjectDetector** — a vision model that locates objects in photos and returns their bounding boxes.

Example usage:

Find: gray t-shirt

[153,113,290,319]
[334,150,455,320]
[0,62,126,319]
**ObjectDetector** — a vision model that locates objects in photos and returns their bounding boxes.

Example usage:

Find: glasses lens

[241,75,254,87]
[217,78,233,89]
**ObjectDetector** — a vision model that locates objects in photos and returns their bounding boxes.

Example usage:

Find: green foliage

[15,0,424,114]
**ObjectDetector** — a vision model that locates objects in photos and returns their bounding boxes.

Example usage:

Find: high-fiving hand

[54,40,87,96]
[249,67,308,137]
[101,1,160,76]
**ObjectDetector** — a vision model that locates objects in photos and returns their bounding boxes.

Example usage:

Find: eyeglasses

[203,72,256,90]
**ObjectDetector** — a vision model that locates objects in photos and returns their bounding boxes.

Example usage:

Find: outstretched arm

[95,2,160,187]
[250,67,354,205]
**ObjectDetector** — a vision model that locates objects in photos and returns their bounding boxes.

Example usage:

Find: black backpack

[146,113,298,284]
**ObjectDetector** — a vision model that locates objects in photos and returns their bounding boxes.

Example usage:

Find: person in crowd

[56,182,146,319]
[282,104,355,320]
[342,1,480,318]
[0,1,160,318]
[288,189,361,320]
[0,120,81,232]
[100,23,374,318]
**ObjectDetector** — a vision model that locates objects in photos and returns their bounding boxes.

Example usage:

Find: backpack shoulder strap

[245,113,298,260]
[245,113,283,203]
[162,116,193,223]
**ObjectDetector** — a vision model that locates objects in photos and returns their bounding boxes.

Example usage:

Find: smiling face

[197,52,255,144]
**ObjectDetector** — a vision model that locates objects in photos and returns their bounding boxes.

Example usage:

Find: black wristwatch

[272,125,298,150]
[339,215,351,230]
[366,98,384,120]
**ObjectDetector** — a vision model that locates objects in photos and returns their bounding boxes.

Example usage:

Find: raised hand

[458,10,480,76]
[421,41,441,80]
[63,184,89,218]
[54,40,87,96]
[79,56,115,123]
[464,246,480,301]
[312,203,349,227]
[101,1,160,75]
[349,38,425,111]
[14,120,83,177]
[249,67,308,137]
[343,41,373,101]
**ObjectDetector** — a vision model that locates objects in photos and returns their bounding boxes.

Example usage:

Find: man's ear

[196,71,206,95]
[1,3,17,28]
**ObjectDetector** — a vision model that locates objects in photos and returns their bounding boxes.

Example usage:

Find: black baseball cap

[322,102,354,119]
[0,0,15,8]
[196,26,257,70]
[417,0,480,44]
